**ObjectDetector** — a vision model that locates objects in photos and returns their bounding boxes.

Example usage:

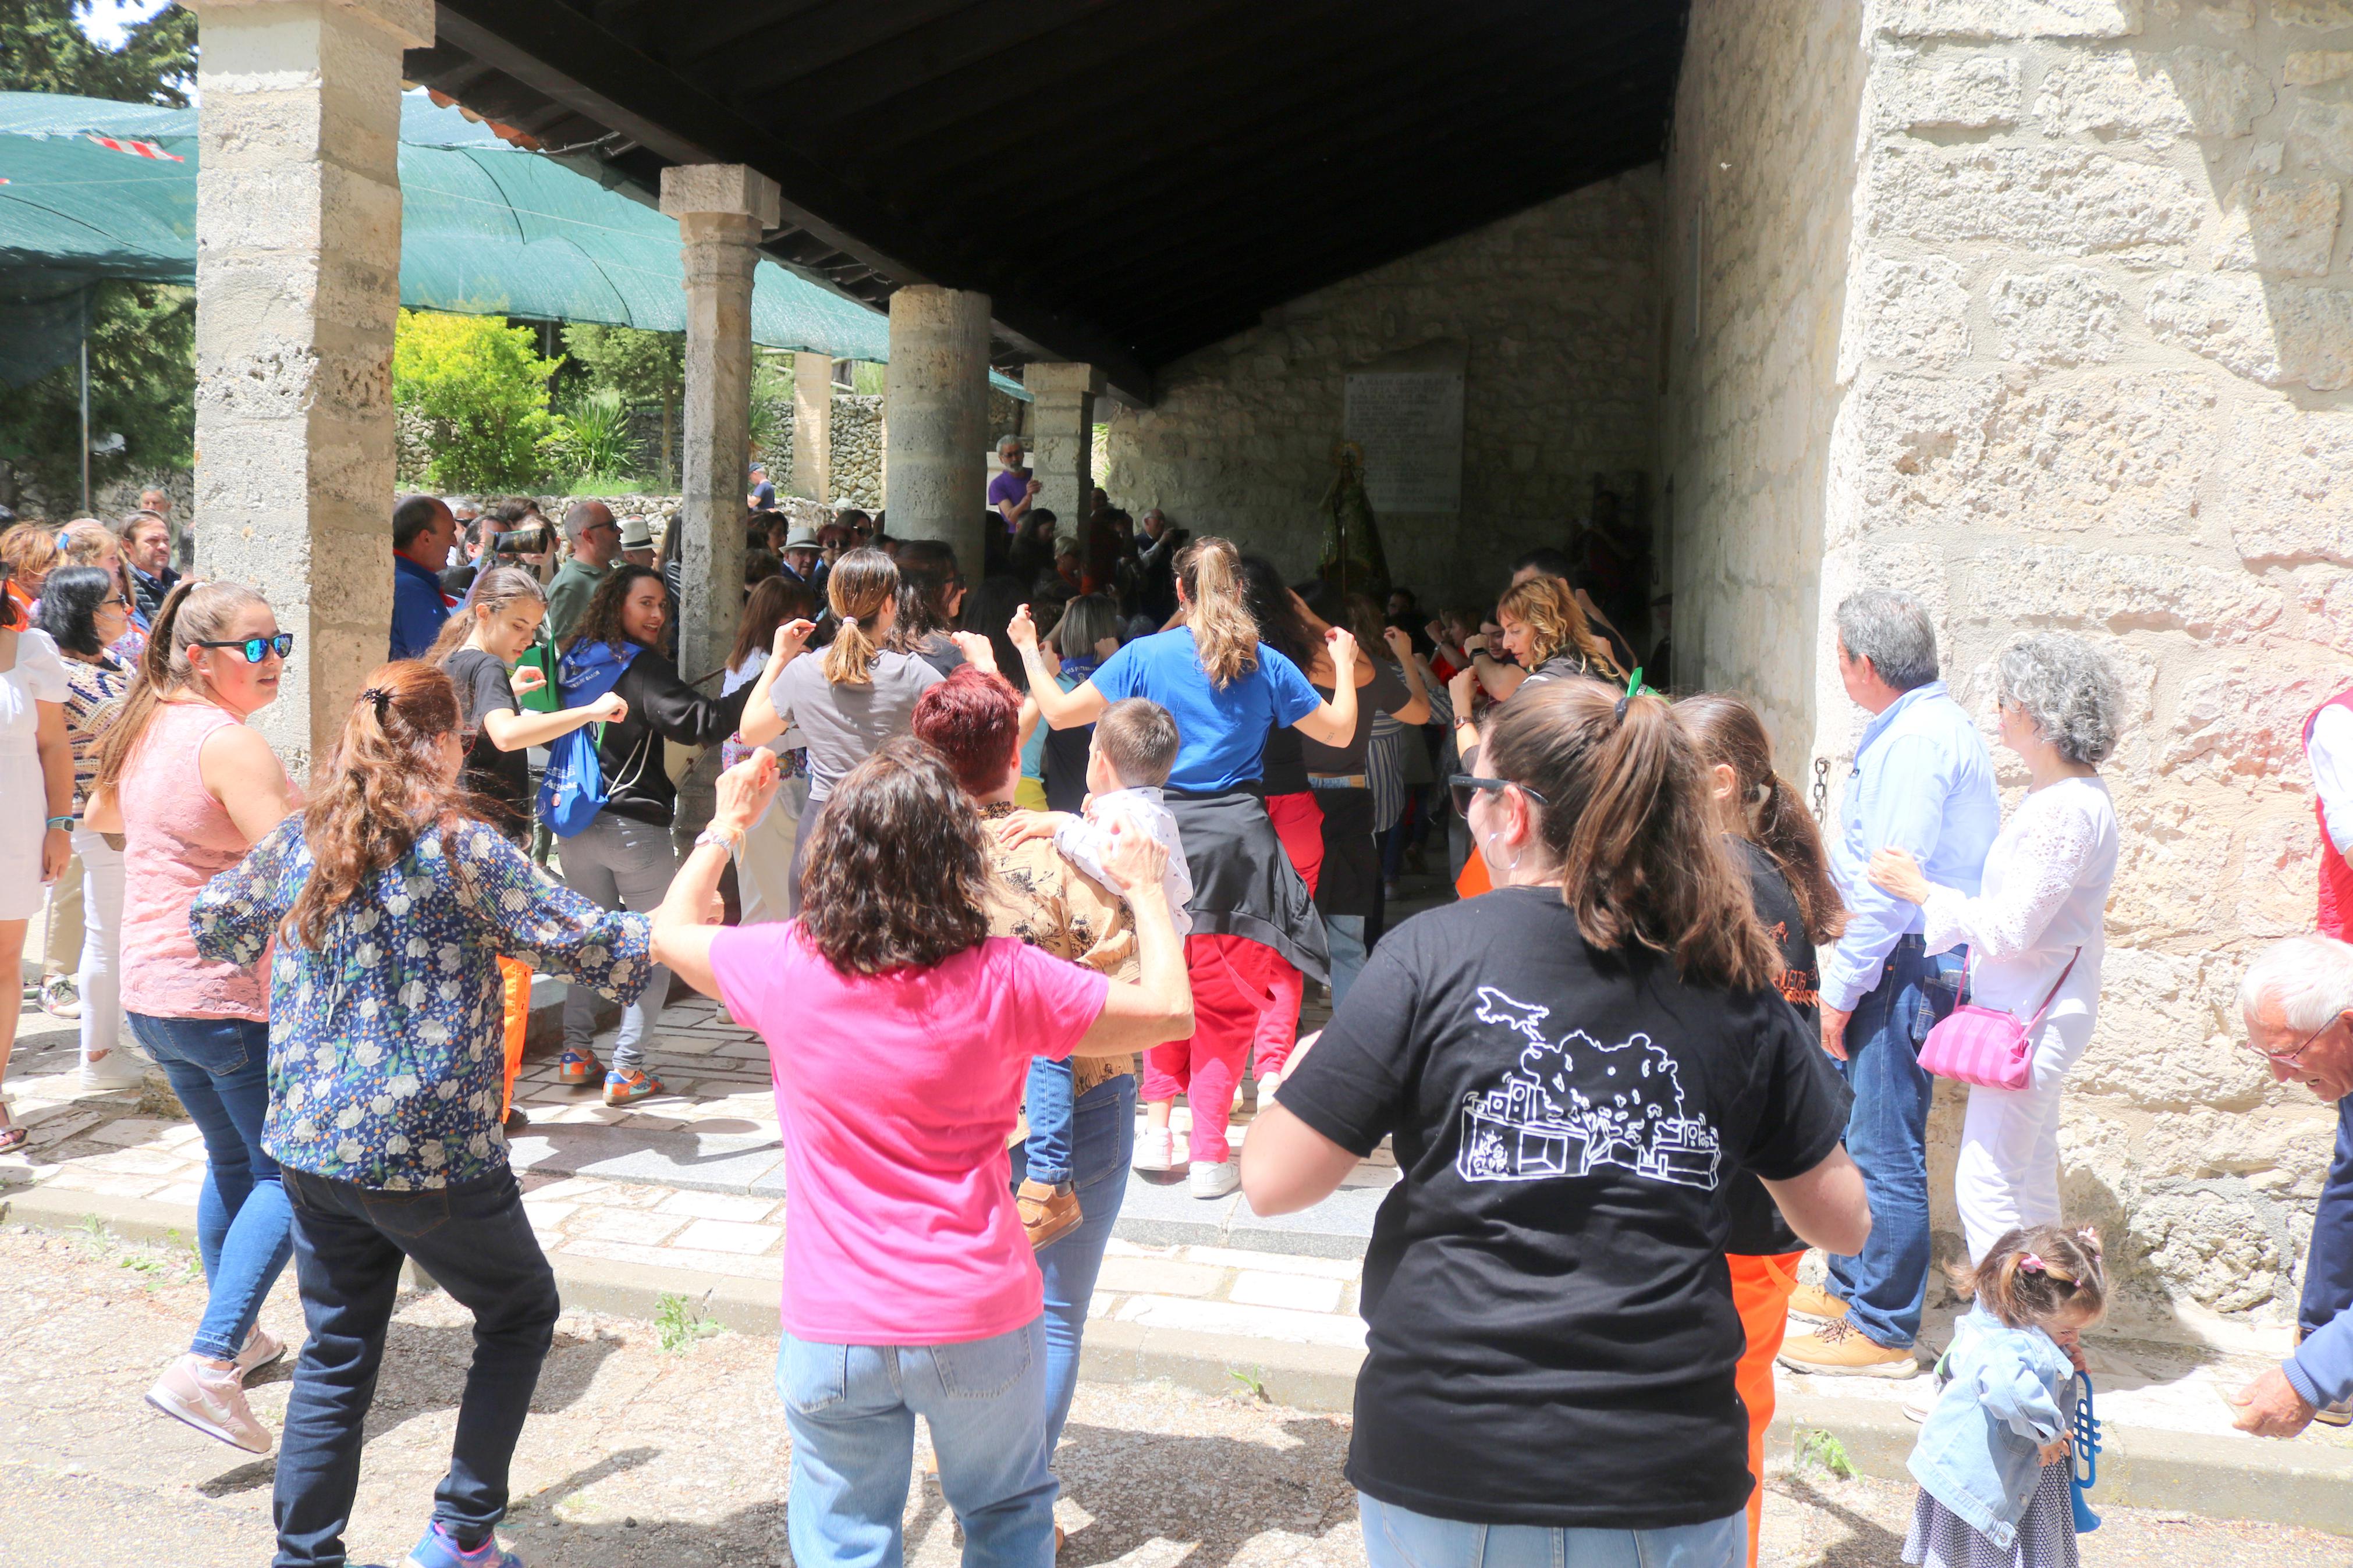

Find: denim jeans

[1358,1493,1744,1568]
[126,1012,294,1361]
[559,810,679,1071]
[1013,1072,1135,1452]
[1327,914,1369,1008]
[272,1165,560,1568]
[777,1320,1056,1568]
[1825,934,1962,1352]
[1021,1058,1078,1188]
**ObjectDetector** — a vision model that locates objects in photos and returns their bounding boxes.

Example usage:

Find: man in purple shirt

[989,436,1039,536]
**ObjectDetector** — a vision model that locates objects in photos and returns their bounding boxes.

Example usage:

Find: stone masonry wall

[1101,173,1660,607]
[1702,0,2353,1342]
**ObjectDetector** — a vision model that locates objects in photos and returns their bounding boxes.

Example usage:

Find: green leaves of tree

[0,0,197,106]
[391,310,562,492]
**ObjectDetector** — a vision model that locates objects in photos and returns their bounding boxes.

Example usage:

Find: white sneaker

[1189,1158,1239,1199]
[1133,1127,1176,1172]
[147,1353,272,1453]
[233,1325,286,1381]
[79,1050,147,1093]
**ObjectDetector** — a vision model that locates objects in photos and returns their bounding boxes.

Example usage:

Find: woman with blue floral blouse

[192,659,653,1568]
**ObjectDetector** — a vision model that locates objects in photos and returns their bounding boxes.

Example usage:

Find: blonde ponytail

[94,578,270,792]
[823,547,897,687]
[1176,536,1258,688]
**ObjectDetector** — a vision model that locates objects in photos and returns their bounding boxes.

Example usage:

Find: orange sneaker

[556,1048,602,1086]
[1017,1180,1083,1250]
[1777,1318,1919,1379]
[602,1067,665,1106]
[1787,1281,1849,1324]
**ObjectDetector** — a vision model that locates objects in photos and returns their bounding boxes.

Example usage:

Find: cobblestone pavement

[0,1225,2337,1568]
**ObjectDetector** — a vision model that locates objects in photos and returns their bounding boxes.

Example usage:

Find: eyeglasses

[193,633,294,663]
[2246,1010,2346,1066]
[1449,774,1549,817]
[105,594,133,608]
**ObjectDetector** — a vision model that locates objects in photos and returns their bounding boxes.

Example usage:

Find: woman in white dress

[1870,632,2124,1263]
[0,557,79,1151]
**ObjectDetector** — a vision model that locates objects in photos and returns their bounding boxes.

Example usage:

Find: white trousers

[1954,998,2096,1263]
[735,774,810,926]
[71,824,125,1067]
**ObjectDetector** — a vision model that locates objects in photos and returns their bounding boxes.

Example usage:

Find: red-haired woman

[191,660,655,1568]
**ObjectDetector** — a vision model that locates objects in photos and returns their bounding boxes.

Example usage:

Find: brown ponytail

[1674,693,1848,947]
[93,578,271,792]
[1496,575,1621,680]
[1176,536,1258,688]
[1484,679,1780,992]
[1957,1224,2107,1331]
[823,547,897,687]
[282,661,466,951]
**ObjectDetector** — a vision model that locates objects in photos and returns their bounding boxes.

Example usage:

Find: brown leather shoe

[1018,1179,1082,1250]
[1778,1318,1919,1379]
[1787,1281,1850,1323]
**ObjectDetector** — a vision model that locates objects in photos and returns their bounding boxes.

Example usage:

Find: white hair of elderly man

[2239,935,2353,1030]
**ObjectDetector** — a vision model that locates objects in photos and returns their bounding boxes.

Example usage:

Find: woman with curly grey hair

[1869,632,2123,1268]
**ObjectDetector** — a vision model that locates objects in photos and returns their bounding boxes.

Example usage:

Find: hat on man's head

[784,527,822,551]
[617,515,655,549]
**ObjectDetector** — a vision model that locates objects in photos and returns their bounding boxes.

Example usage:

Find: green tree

[392,311,561,492]
[0,280,193,510]
[0,0,197,105]
[562,323,683,482]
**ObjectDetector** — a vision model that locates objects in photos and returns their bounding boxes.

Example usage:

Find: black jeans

[272,1166,560,1568]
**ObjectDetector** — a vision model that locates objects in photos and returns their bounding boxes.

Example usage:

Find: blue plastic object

[2068,1370,2102,1534]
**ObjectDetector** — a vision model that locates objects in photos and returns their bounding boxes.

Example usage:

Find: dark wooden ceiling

[406,0,1688,404]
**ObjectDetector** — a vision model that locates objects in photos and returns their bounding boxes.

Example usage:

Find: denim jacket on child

[1907,1302,2076,1551]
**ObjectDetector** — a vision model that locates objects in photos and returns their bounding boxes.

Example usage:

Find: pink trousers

[1250,791,1325,1080]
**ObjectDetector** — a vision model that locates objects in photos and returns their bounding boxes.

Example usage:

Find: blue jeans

[1013,1072,1135,1452]
[1825,935,1961,1352]
[1328,914,1369,1007]
[1021,1058,1077,1189]
[777,1320,1057,1568]
[272,1166,560,1568]
[1359,1493,1744,1568]
[127,1012,294,1362]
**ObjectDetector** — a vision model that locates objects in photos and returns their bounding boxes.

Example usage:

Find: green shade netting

[0,91,1027,398]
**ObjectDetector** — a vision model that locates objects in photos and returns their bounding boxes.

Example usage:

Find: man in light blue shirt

[1779,589,1999,1377]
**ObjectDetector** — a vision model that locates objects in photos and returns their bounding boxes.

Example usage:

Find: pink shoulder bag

[1917,948,2080,1091]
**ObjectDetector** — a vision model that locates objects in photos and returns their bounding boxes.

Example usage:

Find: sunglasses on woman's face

[193,632,294,663]
[1449,774,1549,817]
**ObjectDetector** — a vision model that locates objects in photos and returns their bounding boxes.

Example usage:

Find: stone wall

[1673,0,2350,1342]
[3,465,192,525]
[828,394,884,509]
[1100,172,1661,606]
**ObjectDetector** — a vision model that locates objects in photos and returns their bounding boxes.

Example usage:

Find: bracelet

[46,815,74,831]
[693,825,743,856]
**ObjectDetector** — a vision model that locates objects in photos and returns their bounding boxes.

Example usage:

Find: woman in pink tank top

[86,579,303,1456]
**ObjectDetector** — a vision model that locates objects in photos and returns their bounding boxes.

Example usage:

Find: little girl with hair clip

[1904,1224,2106,1568]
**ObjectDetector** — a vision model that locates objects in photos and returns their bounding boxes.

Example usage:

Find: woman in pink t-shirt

[652,739,1193,1568]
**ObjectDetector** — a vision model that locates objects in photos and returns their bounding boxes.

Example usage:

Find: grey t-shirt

[771,648,946,801]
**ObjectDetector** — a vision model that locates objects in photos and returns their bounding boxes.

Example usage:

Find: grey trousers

[558,812,678,1073]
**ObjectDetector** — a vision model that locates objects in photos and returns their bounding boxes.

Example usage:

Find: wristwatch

[46,815,74,831]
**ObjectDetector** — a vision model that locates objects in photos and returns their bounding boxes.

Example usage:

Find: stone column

[1025,361,1101,570]
[883,286,992,584]
[187,0,430,778]
[790,352,832,502]
[660,163,780,838]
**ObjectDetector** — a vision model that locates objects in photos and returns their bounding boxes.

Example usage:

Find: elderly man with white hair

[2233,934,2353,1437]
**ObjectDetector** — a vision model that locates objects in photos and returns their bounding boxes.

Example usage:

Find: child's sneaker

[1189,1158,1239,1199]
[1018,1179,1083,1249]
[602,1067,665,1106]
[402,1520,522,1568]
[555,1048,601,1086]
[1133,1126,1176,1172]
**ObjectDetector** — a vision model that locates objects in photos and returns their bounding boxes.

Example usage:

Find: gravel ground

[0,1223,2334,1567]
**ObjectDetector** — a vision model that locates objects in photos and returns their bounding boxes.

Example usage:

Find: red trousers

[1251,791,1325,1080]
[1145,933,1279,1165]
[1728,1250,1804,1567]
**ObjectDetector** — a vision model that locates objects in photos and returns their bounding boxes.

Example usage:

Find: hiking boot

[1787,1281,1849,1324]
[1778,1318,1919,1379]
[402,1520,523,1568]
[556,1048,601,1086]
[41,975,80,1021]
[1190,1158,1240,1199]
[1018,1179,1083,1250]
[232,1325,286,1381]
[602,1067,665,1106]
[147,1353,272,1452]
[1133,1127,1176,1172]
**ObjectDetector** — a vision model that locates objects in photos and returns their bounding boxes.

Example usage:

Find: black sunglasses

[193,632,294,663]
[1449,774,1549,817]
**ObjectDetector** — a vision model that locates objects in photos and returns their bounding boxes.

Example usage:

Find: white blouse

[1921,775,2117,1027]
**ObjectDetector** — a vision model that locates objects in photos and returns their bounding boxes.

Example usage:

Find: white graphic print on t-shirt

[1456,986,1722,1190]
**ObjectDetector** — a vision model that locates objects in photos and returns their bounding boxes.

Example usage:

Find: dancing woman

[1012,536,1360,1197]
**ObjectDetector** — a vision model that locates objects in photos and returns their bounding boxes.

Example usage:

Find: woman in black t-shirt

[1241,680,1868,1565]
[1679,692,1855,1568]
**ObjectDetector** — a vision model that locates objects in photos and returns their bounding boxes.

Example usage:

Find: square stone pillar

[1025,361,1101,570]
[884,286,992,585]
[660,162,780,837]
[790,352,832,502]
[186,0,430,778]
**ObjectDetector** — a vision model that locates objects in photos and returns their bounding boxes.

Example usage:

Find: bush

[391,311,560,492]
[548,386,634,480]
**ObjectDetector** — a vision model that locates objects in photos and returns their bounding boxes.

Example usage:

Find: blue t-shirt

[1089,628,1320,793]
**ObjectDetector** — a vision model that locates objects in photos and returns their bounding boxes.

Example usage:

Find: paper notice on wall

[1344,371,1463,513]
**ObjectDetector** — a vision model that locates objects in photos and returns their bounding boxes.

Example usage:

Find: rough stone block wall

[1677,0,2351,1342]
[828,394,883,510]
[1100,172,1660,607]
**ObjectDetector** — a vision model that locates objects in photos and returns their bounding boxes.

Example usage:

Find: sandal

[0,1107,26,1155]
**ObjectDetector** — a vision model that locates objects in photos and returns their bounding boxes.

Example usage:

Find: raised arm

[1288,626,1361,748]
[651,751,779,996]
[735,619,815,747]
[1010,605,1108,730]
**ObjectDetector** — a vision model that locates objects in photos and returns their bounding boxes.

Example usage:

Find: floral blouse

[191,815,653,1190]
